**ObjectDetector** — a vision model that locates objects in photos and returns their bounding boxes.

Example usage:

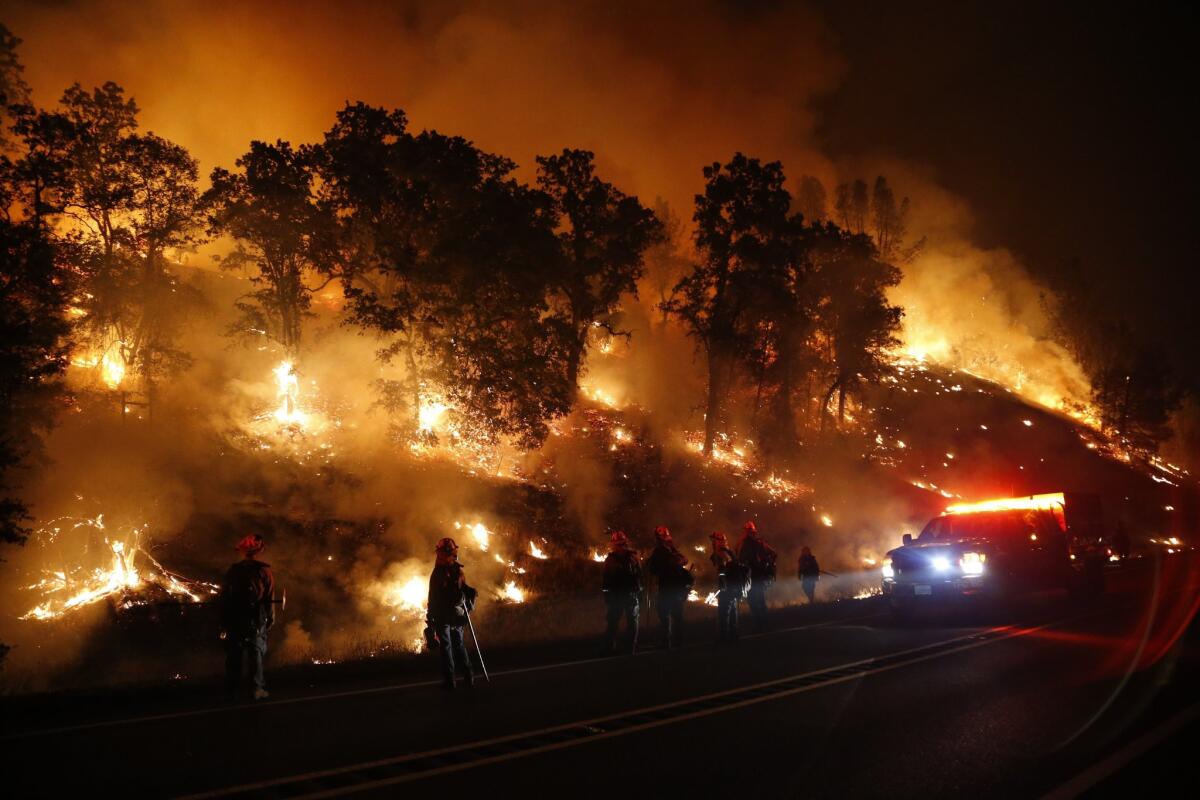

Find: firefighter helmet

[743,520,758,534]
[610,530,629,547]
[710,530,728,544]
[654,525,672,542]
[235,534,265,556]
[435,537,459,554]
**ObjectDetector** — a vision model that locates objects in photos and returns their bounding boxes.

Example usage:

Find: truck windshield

[918,510,1060,543]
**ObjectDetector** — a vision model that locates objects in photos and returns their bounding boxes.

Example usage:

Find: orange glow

[944,492,1065,516]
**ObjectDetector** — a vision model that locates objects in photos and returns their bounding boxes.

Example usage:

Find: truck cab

[882,493,1076,618]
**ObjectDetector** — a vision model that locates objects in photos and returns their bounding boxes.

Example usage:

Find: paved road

[4,556,1198,799]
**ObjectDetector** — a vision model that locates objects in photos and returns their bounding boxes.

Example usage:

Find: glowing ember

[529,541,548,559]
[580,383,621,408]
[590,549,606,562]
[820,514,834,527]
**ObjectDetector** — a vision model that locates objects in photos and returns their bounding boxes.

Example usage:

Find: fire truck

[881,492,1102,619]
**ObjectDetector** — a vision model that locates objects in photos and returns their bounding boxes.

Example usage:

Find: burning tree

[6,82,206,405]
[314,103,573,446]
[810,224,903,428]
[667,157,908,456]
[665,153,799,456]
[536,148,662,390]
[206,139,331,357]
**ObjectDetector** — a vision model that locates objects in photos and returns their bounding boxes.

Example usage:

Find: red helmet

[710,530,728,544]
[610,530,629,548]
[435,537,459,554]
[236,534,264,556]
[654,525,672,542]
[743,520,758,535]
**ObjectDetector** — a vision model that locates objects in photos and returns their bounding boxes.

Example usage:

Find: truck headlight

[960,552,986,576]
[932,556,951,572]
[881,557,894,579]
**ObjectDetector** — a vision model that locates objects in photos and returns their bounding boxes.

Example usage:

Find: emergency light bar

[944,492,1065,515]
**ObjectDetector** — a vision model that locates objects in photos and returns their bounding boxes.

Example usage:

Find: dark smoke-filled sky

[814,1,1198,361]
[5,0,1195,367]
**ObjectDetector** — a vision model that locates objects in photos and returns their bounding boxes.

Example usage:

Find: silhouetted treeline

[663,157,904,456]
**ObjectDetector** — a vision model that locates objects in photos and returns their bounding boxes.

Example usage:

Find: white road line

[179,619,1065,800]
[3,610,881,740]
[1041,700,1200,800]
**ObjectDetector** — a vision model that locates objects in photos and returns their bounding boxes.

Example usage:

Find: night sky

[816,1,1197,354]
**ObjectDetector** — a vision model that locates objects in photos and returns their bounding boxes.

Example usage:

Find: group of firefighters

[220,522,823,698]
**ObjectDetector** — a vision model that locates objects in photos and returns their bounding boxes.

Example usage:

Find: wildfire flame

[21,523,216,621]
[70,339,127,390]
[384,575,428,615]
[529,541,548,559]
[497,580,526,603]
[417,397,450,433]
[464,522,490,551]
[273,360,307,426]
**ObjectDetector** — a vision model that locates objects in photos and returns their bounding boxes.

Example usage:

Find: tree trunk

[703,347,724,456]
[821,380,839,432]
[838,382,847,425]
[566,328,586,393]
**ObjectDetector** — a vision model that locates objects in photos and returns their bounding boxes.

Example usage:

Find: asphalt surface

[3,555,1198,799]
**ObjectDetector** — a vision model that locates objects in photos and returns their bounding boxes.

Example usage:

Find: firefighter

[602,530,643,655]
[426,537,477,690]
[737,521,777,633]
[646,526,693,648]
[219,534,275,701]
[797,545,820,604]
[1112,521,1132,561]
[710,530,741,641]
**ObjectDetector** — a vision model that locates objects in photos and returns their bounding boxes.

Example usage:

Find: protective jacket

[737,535,778,582]
[603,549,644,594]
[798,554,821,579]
[647,543,692,593]
[220,558,275,638]
[427,562,474,626]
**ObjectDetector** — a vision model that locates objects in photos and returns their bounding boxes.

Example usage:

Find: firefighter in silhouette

[646,526,693,648]
[737,521,777,632]
[220,534,275,701]
[798,546,820,603]
[710,530,743,642]
[425,537,477,690]
[602,530,643,654]
[1112,521,1132,561]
